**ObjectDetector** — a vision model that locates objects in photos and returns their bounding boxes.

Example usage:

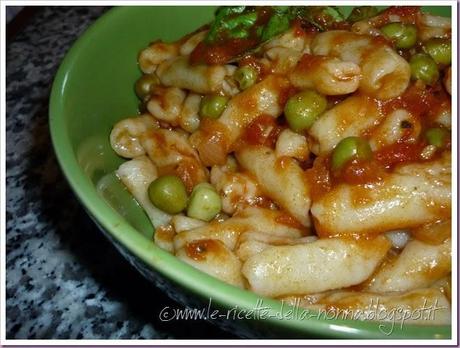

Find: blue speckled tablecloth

[5,6,236,339]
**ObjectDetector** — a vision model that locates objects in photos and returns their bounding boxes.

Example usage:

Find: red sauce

[190,38,257,65]
[185,239,224,261]
[382,83,448,120]
[154,225,175,243]
[296,53,327,72]
[242,115,282,148]
[175,159,205,193]
[335,159,384,185]
[291,19,306,36]
[275,156,293,171]
[305,156,332,201]
[374,141,426,169]
[190,7,275,65]
[376,6,420,26]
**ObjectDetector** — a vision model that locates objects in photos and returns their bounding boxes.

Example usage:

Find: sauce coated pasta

[111,6,452,325]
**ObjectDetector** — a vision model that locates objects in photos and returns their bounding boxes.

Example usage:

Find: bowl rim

[49,6,452,340]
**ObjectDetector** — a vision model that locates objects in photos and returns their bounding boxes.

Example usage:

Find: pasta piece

[171,215,206,233]
[275,129,309,161]
[367,238,451,293]
[434,107,451,129]
[190,75,291,166]
[116,156,171,227]
[178,93,202,133]
[156,56,232,94]
[147,87,187,125]
[311,153,451,237]
[236,239,271,262]
[236,233,317,261]
[412,219,451,246]
[110,115,159,158]
[179,30,208,56]
[176,239,245,288]
[417,13,451,41]
[242,236,391,297]
[264,47,303,74]
[236,146,311,226]
[141,128,208,192]
[369,109,421,150]
[173,206,305,251]
[311,30,370,64]
[351,7,419,35]
[289,54,361,95]
[210,166,266,215]
[311,31,410,99]
[308,95,381,155]
[281,288,451,325]
[263,26,312,52]
[359,45,411,99]
[138,41,180,74]
[239,231,317,246]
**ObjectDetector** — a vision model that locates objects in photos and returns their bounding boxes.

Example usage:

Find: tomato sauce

[241,115,283,147]
[190,7,276,65]
[296,53,328,72]
[382,83,449,121]
[335,159,384,185]
[305,156,332,201]
[374,141,426,169]
[375,6,420,27]
[190,38,258,65]
[185,239,224,261]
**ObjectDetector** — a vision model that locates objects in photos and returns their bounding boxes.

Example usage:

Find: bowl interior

[50,6,452,339]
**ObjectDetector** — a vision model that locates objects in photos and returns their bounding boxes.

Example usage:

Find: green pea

[234,66,258,90]
[187,183,222,222]
[331,136,373,171]
[135,74,159,100]
[409,53,439,85]
[199,95,229,119]
[424,38,451,65]
[148,175,188,214]
[284,90,327,133]
[425,127,448,148]
[380,22,417,49]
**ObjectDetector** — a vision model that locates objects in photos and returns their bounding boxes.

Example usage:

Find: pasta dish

[109,6,452,325]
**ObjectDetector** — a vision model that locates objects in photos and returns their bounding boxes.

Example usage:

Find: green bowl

[49,6,452,339]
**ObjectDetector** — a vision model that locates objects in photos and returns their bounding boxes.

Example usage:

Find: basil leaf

[261,13,291,42]
[206,6,247,44]
[223,11,257,31]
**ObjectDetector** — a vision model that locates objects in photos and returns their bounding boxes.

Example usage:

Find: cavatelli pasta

[110,5,452,326]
